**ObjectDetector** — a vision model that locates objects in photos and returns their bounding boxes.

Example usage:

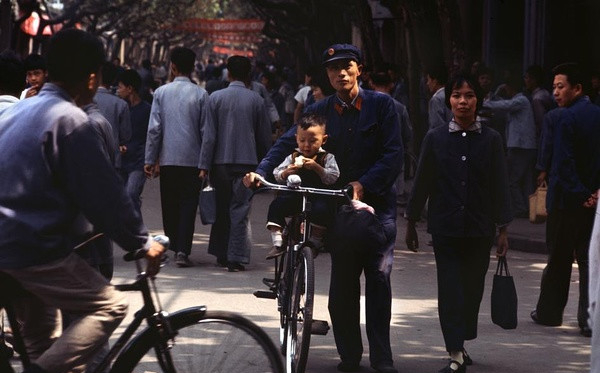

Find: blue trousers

[120,168,146,217]
[207,165,255,264]
[432,235,493,352]
[328,218,396,367]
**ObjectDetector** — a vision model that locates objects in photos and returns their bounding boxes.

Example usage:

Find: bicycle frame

[253,174,351,373]
[1,258,187,373]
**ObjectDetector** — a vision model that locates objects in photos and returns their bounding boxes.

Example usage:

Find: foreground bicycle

[0,236,283,373]
[251,174,351,373]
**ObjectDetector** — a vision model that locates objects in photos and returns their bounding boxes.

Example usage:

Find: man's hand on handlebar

[243,172,262,188]
[348,181,364,200]
[145,239,166,277]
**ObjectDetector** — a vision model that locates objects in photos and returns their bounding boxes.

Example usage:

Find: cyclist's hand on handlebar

[405,220,419,252]
[145,239,166,277]
[348,181,364,200]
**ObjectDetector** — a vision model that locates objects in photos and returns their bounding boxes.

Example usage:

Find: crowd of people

[0,27,599,373]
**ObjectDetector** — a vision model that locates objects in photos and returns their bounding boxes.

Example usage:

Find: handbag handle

[201,175,212,190]
[495,256,511,277]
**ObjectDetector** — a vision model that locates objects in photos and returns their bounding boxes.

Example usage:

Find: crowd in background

[1,35,600,373]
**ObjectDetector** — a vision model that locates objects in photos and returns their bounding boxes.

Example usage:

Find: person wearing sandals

[405,73,511,373]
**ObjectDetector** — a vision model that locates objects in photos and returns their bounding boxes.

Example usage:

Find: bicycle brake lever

[123,235,171,262]
[343,184,354,201]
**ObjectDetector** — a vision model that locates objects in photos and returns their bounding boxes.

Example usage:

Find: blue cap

[322,44,361,65]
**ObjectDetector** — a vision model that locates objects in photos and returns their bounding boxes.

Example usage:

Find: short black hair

[118,69,142,92]
[297,112,327,131]
[504,70,523,91]
[425,64,448,85]
[0,50,25,96]
[369,70,392,86]
[310,72,335,96]
[526,65,544,85]
[47,29,105,84]
[100,61,117,86]
[227,55,252,81]
[23,53,46,72]
[170,47,195,75]
[553,62,587,90]
[476,65,494,78]
[445,73,484,112]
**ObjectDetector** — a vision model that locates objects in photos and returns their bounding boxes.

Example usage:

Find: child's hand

[281,164,300,179]
[302,158,317,170]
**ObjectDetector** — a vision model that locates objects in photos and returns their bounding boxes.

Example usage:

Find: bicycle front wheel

[285,245,314,373]
[119,309,283,373]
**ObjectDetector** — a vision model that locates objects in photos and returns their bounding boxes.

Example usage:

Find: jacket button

[461,156,467,161]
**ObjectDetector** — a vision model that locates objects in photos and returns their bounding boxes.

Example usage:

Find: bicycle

[0,235,284,373]
[251,174,351,373]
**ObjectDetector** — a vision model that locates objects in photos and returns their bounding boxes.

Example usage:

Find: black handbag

[491,256,518,329]
[198,176,216,225]
[330,203,386,254]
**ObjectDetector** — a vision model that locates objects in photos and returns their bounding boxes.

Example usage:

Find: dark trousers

[506,147,537,217]
[207,164,255,264]
[535,207,594,328]
[159,166,201,255]
[267,193,333,228]
[328,218,396,367]
[432,235,493,352]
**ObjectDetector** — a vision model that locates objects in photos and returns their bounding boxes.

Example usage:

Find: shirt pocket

[359,122,380,151]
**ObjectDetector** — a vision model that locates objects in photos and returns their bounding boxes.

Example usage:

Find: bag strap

[495,256,511,276]
[201,175,211,189]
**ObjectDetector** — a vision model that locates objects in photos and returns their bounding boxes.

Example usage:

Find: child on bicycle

[265,112,340,259]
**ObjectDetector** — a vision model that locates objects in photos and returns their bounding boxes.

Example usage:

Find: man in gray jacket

[145,47,209,267]
[199,55,272,271]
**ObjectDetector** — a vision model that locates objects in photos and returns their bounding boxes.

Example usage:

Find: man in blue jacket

[531,63,600,337]
[0,29,164,373]
[245,44,403,373]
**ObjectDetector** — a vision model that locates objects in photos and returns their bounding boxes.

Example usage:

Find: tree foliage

[2,0,259,64]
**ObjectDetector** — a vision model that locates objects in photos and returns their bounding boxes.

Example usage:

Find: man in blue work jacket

[245,44,403,373]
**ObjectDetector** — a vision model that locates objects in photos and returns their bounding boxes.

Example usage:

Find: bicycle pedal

[311,320,330,335]
[262,277,275,286]
[253,290,277,299]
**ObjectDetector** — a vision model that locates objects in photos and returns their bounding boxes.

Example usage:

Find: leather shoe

[438,360,465,373]
[337,361,360,372]
[581,326,592,337]
[371,363,398,373]
[227,262,245,272]
[462,349,473,366]
[530,310,561,326]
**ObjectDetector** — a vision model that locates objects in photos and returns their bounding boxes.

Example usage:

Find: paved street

[110,178,591,373]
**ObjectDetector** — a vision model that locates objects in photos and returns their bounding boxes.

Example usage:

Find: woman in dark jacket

[405,73,512,373]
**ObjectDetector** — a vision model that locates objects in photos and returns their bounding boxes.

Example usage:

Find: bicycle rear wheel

[285,245,314,373]
[117,309,283,373]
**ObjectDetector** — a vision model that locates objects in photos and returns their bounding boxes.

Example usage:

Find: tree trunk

[0,0,13,51]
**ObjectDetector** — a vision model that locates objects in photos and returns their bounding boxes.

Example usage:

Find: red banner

[176,19,264,34]
[212,46,254,57]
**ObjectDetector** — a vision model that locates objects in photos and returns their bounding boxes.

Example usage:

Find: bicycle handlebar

[252,174,353,201]
[123,235,170,262]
